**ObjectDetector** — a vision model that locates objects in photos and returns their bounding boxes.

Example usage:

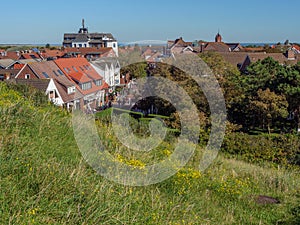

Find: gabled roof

[54,57,105,95]
[0,59,15,68]
[226,43,243,52]
[28,61,75,87]
[203,42,231,52]
[22,61,82,103]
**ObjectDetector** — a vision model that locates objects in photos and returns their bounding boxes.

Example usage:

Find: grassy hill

[0,82,299,224]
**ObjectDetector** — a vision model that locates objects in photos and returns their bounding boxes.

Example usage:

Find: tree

[45,43,50,49]
[250,88,288,134]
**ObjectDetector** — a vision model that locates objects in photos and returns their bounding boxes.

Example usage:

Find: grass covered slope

[0,82,299,224]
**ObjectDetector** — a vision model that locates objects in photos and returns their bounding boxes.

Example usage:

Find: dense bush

[222,132,300,166]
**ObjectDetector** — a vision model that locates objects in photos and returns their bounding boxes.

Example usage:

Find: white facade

[72,42,90,48]
[46,79,64,106]
[90,59,120,88]
[106,41,119,57]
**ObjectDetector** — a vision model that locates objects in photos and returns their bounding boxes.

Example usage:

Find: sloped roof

[0,59,15,68]
[54,57,105,96]
[226,43,243,51]
[218,52,249,67]
[26,61,82,103]
[20,52,42,60]
[28,61,75,88]
[0,51,21,60]
[64,32,116,41]
[63,47,113,56]
[204,42,231,52]
[41,49,64,59]
[15,79,50,92]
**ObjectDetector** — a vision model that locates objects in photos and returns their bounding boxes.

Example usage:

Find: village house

[54,57,109,112]
[90,57,121,88]
[15,78,67,107]
[14,61,83,110]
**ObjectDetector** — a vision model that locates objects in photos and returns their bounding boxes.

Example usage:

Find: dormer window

[68,86,76,94]
[81,82,92,90]
[94,79,102,86]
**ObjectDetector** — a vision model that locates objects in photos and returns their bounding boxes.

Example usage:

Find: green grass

[0,82,299,224]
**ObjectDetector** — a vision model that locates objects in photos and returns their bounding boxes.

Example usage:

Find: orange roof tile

[54,57,105,96]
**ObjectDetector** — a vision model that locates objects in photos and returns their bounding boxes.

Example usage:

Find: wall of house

[46,79,64,106]
[106,41,118,56]
[16,66,38,79]
[72,42,90,48]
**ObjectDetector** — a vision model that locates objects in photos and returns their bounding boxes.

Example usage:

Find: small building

[54,57,108,112]
[14,61,82,110]
[62,19,118,56]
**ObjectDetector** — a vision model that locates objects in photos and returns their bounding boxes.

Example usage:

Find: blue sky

[1,0,299,44]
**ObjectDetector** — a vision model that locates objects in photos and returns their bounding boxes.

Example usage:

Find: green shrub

[222,132,300,166]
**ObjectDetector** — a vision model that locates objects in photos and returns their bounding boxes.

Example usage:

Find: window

[53,70,58,76]
[64,67,70,73]
[42,72,49,78]
[57,69,64,75]
[79,44,82,48]
[94,79,102,86]
[80,82,92,90]
[113,43,116,48]
[68,86,76,94]
[25,74,30,79]
[72,66,78,72]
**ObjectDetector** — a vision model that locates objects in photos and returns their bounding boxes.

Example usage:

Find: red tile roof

[0,51,21,60]
[54,57,105,96]
[14,64,25,70]
[20,52,41,60]
[41,49,64,59]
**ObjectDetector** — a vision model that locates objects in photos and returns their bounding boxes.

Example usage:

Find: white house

[90,58,121,88]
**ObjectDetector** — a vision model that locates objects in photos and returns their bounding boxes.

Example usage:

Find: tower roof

[215,32,222,42]
[78,18,88,34]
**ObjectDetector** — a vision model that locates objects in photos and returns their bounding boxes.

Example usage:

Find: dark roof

[28,61,75,88]
[203,42,231,52]
[64,32,116,41]
[226,43,243,51]
[15,79,50,92]
[73,34,89,42]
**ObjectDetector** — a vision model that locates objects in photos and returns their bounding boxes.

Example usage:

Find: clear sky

[1,0,299,44]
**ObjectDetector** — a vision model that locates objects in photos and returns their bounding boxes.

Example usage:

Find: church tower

[215,31,222,42]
